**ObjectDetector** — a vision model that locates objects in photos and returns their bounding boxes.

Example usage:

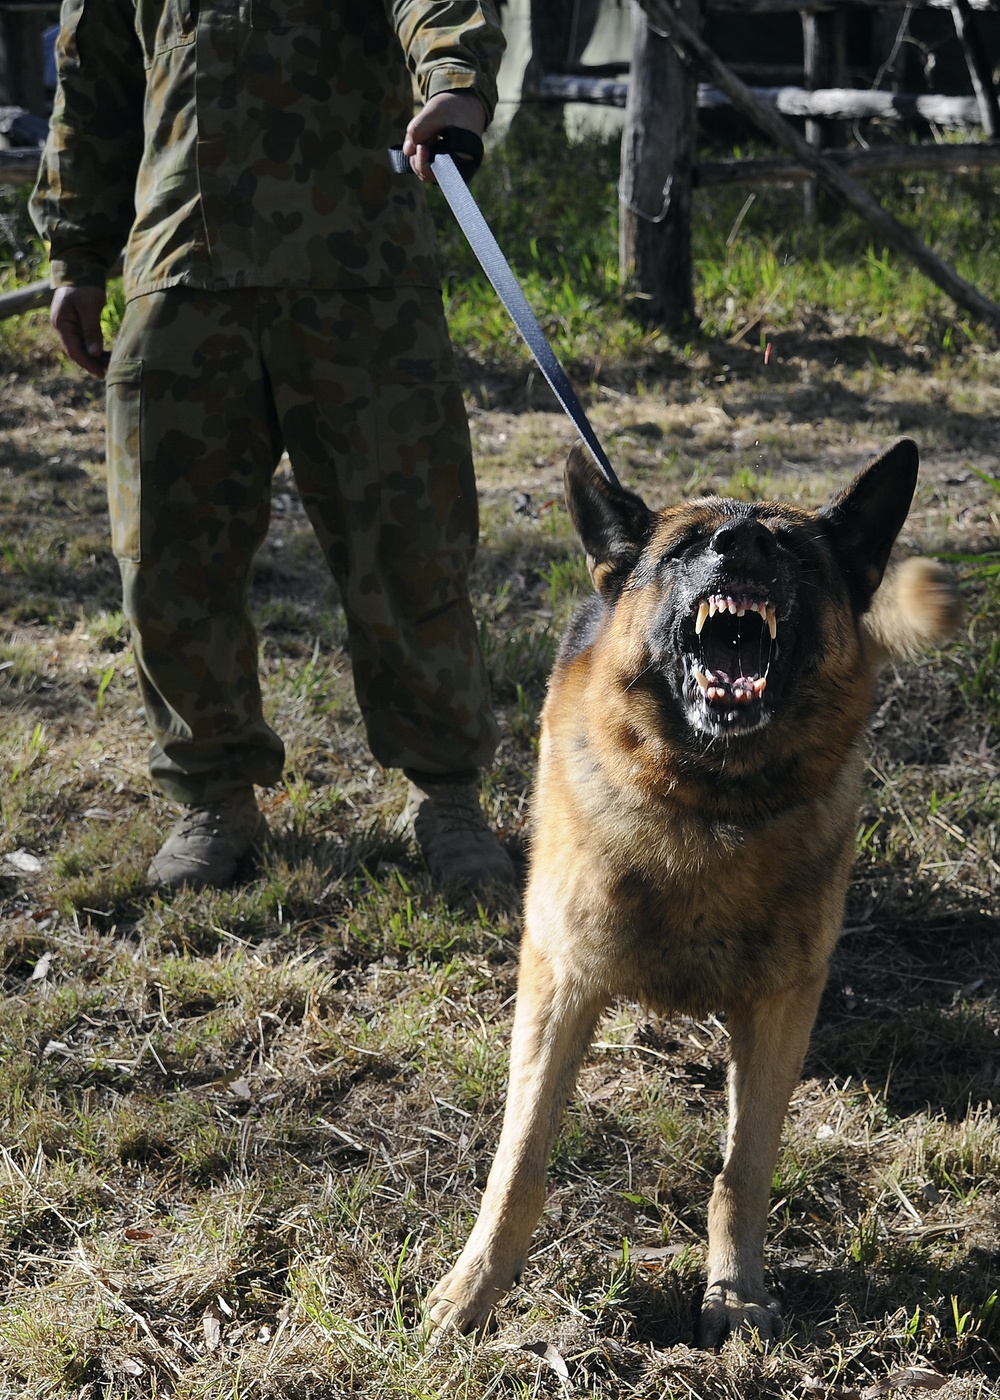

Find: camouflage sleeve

[389,0,506,124]
[29,0,145,289]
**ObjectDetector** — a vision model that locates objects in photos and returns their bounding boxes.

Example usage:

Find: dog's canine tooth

[766,606,777,640]
[695,601,710,635]
[693,667,710,693]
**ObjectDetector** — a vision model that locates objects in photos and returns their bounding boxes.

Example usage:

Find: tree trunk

[619,0,699,330]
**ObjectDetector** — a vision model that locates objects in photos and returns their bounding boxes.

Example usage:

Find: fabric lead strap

[391,134,620,489]
[433,151,621,489]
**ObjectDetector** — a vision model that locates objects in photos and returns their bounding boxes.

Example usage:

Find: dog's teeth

[693,667,710,693]
[753,676,767,695]
[703,594,779,634]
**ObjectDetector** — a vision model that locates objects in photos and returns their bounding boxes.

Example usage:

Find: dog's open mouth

[686,591,777,727]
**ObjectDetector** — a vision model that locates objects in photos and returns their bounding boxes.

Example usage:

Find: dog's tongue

[696,619,771,706]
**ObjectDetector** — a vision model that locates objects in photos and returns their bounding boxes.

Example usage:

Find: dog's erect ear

[564,445,654,597]
[819,438,919,611]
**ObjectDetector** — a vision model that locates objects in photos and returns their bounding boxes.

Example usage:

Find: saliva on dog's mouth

[683,586,780,735]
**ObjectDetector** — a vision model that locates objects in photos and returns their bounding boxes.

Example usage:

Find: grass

[432,122,1000,381]
[1,118,1000,1397]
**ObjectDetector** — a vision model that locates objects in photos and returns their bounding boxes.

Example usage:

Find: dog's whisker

[623,661,656,692]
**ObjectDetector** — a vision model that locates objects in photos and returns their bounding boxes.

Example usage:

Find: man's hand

[50,285,111,378]
[403,91,487,183]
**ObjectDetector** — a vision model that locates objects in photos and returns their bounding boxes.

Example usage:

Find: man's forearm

[390,0,506,126]
[30,0,145,284]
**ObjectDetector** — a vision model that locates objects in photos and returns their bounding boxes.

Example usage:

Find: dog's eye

[660,526,705,561]
[769,526,798,550]
[771,524,819,564]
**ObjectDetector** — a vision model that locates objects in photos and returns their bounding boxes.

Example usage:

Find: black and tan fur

[427,439,960,1345]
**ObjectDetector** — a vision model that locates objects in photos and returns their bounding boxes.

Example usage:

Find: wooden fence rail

[709,0,995,12]
[697,140,1000,184]
[541,73,986,128]
[0,147,40,185]
[0,277,49,317]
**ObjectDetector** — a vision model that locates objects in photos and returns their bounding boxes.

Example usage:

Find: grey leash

[390,129,621,490]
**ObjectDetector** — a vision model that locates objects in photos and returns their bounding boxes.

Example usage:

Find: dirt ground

[1,328,1000,1399]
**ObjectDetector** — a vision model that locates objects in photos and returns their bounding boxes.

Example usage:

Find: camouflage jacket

[30,0,504,299]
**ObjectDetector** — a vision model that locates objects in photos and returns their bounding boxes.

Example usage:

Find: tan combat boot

[146,788,268,891]
[404,777,517,906]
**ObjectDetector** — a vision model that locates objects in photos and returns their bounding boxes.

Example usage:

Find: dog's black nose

[710,518,776,569]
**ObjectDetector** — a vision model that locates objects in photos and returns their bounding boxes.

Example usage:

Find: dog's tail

[862,556,963,664]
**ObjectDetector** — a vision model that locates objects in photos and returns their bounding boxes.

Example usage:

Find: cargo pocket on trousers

[105,358,143,563]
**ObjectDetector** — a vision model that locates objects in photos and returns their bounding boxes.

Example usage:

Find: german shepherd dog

[427,439,960,1345]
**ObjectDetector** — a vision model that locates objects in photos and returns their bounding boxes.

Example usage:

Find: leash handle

[388,126,484,184]
[434,126,484,182]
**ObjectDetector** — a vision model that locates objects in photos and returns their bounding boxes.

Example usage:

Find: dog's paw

[697,1285,782,1350]
[425,1266,508,1335]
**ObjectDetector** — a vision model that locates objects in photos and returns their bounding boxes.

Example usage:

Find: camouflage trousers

[105,285,499,804]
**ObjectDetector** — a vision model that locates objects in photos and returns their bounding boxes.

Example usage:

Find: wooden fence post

[0,11,48,114]
[619,0,699,329]
[803,8,847,146]
[802,7,847,217]
[514,0,573,135]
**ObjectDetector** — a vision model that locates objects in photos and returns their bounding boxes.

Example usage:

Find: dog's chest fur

[526,700,851,1019]
[525,646,863,1017]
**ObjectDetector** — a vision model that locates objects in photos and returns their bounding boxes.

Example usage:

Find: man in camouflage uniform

[31,0,515,897]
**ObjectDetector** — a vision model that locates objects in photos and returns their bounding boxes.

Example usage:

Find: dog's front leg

[699,972,827,1348]
[427,936,606,1334]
